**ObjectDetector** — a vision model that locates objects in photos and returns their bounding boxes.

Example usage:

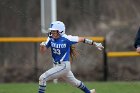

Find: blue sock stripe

[39,89,45,92]
[81,85,85,89]
[39,86,46,90]
[38,90,45,93]
[39,85,46,87]
[78,82,90,93]
[78,82,82,88]
[39,87,45,90]
[78,82,85,89]
[38,85,46,93]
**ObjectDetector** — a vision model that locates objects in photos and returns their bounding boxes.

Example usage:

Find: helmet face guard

[49,21,65,35]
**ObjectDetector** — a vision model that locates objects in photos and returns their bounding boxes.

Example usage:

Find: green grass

[0,81,140,93]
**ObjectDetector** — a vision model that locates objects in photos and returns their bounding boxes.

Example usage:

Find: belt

[54,61,61,65]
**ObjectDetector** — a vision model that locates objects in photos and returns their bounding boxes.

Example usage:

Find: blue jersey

[44,34,79,63]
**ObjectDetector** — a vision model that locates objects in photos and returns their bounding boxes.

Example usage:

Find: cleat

[90,89,96,93]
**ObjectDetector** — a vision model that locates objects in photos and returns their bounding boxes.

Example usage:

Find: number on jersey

[53,48,61,55]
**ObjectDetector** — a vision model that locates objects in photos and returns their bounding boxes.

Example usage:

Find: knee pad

[39,75,46,86]
[75,80,81,87]
[71,79,81,87]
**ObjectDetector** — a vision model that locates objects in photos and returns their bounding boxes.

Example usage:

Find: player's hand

[94,42,104,50]
[136,47,140,53]
[40,42,47,54]
[40,42,46,46]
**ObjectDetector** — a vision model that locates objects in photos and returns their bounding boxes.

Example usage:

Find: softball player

[134,27,140,53]
[38,21,104,93]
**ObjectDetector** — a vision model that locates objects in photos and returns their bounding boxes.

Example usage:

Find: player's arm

[40,37,50,54]
[78,37,104,50]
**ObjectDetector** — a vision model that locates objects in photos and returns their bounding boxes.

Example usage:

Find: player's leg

[62,71,94,93]
[38,63,69,93]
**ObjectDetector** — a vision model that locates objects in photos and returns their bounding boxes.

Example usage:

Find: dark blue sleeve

[46,38,51,48]
[134,27,140,48]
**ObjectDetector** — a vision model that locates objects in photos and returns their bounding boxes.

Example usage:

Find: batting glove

[40,42,46,46]
[94,42,104,50]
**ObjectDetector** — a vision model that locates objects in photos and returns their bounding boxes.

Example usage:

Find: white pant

[39,61,81,87]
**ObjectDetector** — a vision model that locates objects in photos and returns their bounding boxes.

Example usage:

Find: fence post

[34,43,38,81]
[103,38,108,81]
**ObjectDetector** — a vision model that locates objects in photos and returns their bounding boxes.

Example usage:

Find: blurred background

[0,0,140,83]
